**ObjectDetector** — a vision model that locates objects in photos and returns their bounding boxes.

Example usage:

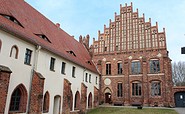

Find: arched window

[53,95,61,114]
[10,45,19,59]
[0,39,2,52]
[9,84,27,113]
[74,91,80,110]
[43,91,50,113]
[88,92,92,108]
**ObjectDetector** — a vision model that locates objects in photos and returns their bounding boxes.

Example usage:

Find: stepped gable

[93,3,167,55]
[0,0,98,73]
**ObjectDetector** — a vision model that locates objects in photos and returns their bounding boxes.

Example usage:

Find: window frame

[61,62,66,74]
[50,57,56,71]
[131,61,141,74]
[72,66,76,78]
[132,82,142,96]
[150,59,160,74]
[89,74,91,83]
[106,63,111,75]
[151,81,161,96]
[24,48,32,65]
[85,73,88,82]
[117,62,123,74]
[117,83,123,97]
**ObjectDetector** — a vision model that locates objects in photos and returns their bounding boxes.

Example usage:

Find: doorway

[175,92,185,107]
[105,93,111,104]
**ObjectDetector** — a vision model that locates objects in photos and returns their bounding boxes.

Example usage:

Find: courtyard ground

[87,107,178,114]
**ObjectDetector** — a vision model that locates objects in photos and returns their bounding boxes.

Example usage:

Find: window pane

[151,81,161,96]
[50,57,55,71]
[150,60,160,73]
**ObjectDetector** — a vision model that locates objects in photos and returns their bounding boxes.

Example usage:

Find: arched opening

[174,92,185,107]
[104,88,112,104]
[88,92,92,108]
[74,91,80,110]
[53,95,61,114]
[43,91,50,113]
[10,45,19,59]
[9,84,27,113]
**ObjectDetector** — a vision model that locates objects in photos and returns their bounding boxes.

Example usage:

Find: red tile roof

[0,0,98,74]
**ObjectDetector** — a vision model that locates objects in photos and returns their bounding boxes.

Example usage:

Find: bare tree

[172,61,185,86]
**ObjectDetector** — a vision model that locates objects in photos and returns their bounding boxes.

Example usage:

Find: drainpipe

[27,45,41,113]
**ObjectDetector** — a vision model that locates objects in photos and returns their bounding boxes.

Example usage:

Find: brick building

[92,3,174,107]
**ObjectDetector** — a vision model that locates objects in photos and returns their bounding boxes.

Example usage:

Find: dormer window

[87,61,92,65]
[35,34,51,43]
[0,14,23,28]
[67,51,76,57]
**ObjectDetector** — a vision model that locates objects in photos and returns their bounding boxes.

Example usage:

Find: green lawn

[87,107,178,114]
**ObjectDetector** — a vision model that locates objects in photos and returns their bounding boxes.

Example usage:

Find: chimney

[56,23,60,28]
[79,35,83,43]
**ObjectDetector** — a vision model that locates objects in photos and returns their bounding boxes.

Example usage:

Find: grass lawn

[87,107,178,114]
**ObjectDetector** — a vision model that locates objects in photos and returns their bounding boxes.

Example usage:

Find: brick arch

[74,91,80,110]
[43,91,50,113]
[88,92,92,108]
[9,84,27,113]
[10,45,19,59]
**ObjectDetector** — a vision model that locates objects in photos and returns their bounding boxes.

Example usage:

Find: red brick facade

[94,87,99,107]
[0,65,12,114]
[92,3,173,107]
[62,79,73,114]
[29,71,45,114]
[81,83,87,113]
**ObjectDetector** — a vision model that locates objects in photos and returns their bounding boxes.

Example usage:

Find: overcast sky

[25,0,185,62]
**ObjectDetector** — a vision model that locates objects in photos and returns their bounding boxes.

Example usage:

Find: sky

[25,0,185,62]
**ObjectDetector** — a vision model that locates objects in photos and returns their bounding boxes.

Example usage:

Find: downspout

[27,45,41,113]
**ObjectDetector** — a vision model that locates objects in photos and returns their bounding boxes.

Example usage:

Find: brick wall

[28,71,45,114]
[0,65,12,114]
[62,79,73,114]
[81,83,87,113]
[94,86,99,107]
[93,50,173,107]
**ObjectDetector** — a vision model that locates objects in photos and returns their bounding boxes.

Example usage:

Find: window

[131,61,141,74]
[151,81,161,96]
[132,82,142,96]
[106,63,111,75]
[61,62,66,74]
[89,74,91,83]
[96,76,98,84]
[117,83,123,97]
[9,88,21,111]
[24,48,32,65]
[1,14,23,28]
[35,34,51,43]
[67,51,76,57]
[0,39,2,52]
[117,62,123,74]
[150,60,160,73]
[9,84,27,113]
[72,66,76,78]
[50,57,55,71]
[10,45,18,59]
[85,73,88,82]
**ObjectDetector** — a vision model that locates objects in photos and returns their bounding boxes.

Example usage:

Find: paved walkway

[174,108,185,114]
